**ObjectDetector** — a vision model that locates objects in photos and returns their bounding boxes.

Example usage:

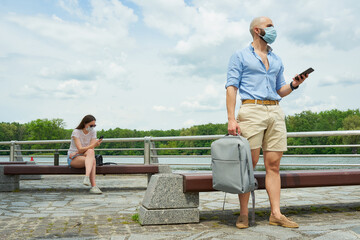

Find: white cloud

[1,0,360,131]
[14,79,97,99]
[132,0,196,37]
[180,84,224,112]
[134,0,249,77]
[183,119,197,127]
[153,105,175,112]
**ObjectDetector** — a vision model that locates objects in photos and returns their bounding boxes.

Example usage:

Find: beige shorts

[236,104,287,152]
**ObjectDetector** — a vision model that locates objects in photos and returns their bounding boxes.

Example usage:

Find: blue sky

[1,0,360,130]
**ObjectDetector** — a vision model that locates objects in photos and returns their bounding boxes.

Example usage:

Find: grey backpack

[211,135,257,224]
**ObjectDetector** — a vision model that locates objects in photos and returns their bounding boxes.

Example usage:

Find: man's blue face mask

[260,26,277,44]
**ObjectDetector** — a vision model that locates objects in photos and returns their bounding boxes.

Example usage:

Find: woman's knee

[85,148,95,156]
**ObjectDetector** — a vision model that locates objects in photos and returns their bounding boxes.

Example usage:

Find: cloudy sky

[1,0,360,131]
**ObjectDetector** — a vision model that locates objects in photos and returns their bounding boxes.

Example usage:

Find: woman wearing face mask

[67,114,103,194]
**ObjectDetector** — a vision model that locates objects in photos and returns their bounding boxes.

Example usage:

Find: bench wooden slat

[181,169,360,192]
[0,162,28,165]
[4,165,159,175]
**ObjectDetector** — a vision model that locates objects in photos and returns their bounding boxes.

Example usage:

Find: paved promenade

[1,174,360,239]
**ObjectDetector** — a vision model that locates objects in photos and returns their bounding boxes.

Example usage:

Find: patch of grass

[107,217,112,222]
[210,216,219,220]
[131,213,139,223]
[212,222,221,228]
[285,209,301,215]
[255,210,267,217]
[12,189,20,192]
[199,216,207,220]
[92,224,99,235]
[45,188,56,192]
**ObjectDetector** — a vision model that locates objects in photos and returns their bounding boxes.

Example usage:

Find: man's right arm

[226,86,241,135]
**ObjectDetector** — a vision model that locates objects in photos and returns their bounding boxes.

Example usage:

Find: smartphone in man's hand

[295,67,314,80]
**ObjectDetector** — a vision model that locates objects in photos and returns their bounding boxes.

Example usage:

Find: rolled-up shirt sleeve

[276,64,286,91]
[225,53,242,89]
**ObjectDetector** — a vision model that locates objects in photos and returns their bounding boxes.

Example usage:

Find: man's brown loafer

[269,215,299,228]
[236,215,249,229]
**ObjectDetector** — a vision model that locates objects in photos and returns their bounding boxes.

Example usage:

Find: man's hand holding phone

[291,67,314,89]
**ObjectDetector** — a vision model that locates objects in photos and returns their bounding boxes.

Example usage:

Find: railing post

[144,137,151,165]
[150,141,159,164]
[10,141,16,162]
[54,149,59,166]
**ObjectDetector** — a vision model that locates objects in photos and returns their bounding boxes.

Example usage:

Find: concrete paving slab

[0,174,360,239]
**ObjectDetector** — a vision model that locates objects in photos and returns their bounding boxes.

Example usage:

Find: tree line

[0,109,359,155]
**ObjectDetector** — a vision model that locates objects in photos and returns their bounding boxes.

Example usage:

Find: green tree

[25,119,69,151]
[25,119,68,140]
[0,122,26,141]
[341,115,360,153]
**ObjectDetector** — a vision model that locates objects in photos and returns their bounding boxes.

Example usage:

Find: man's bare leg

[263,151,282,218]
[236,148,260,228]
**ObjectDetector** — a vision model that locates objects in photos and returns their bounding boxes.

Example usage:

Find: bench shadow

[17,187,147,193]
[200,202,360,227]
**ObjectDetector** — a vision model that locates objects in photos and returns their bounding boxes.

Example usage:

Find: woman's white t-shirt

[68,129,97,155]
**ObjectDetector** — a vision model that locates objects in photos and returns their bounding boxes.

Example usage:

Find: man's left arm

[277,74,308,98]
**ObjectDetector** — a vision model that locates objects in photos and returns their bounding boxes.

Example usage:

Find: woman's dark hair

[76,115,96,130]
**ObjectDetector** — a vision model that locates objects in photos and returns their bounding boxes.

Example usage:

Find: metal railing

[0,130,359,168]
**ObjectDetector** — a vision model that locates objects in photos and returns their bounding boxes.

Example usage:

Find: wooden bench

[0,161,41,180]
[181,169,360,192]
[139,169,360,225]
[0,161,28,165]
[0,164,171,192]
[3,164,161,175]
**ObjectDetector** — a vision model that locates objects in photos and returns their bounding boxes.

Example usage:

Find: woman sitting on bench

[67,115,103,194]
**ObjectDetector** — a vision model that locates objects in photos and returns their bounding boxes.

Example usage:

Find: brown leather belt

[242,99,279,105]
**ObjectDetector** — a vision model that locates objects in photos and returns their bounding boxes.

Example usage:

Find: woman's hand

[69,152,78,158]
[94,139,102,147]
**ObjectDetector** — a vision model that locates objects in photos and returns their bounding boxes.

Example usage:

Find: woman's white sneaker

[89,186,102,194]
[83,176,91,186]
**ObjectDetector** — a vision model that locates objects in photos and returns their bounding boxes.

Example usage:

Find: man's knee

[266,163,280,174]
[264,152,281,173]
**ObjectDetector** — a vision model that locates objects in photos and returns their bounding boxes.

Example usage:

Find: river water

[1,155,359,171]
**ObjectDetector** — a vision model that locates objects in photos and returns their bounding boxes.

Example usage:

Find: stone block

[20,175,42,180]
[139,205,199,225]
[0,174,19,183]
[0,166,20,182]
[0,182,19,192]
[142,174,199,209]
[0,166,20,191]
[147,165,171,182]
[158,165,172,173]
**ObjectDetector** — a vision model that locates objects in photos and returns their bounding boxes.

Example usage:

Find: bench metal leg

[139,173,199,225]
[0,166,19,192]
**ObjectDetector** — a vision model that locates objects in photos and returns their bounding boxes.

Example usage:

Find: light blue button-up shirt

[225,44,286,101]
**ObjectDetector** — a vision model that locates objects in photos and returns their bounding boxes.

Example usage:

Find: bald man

[226,16,309,229]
